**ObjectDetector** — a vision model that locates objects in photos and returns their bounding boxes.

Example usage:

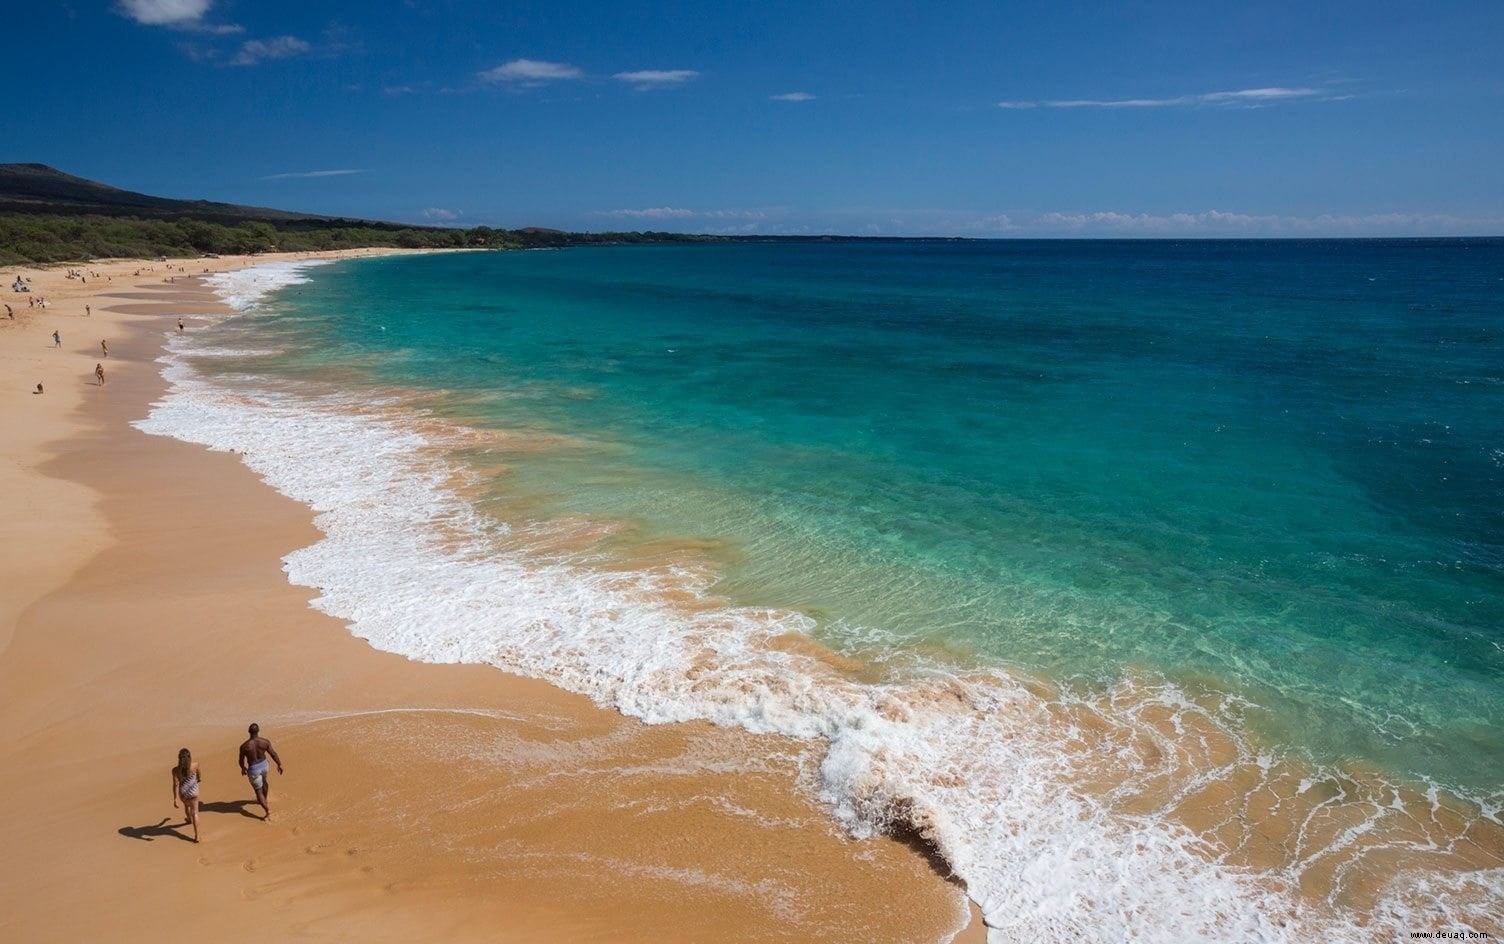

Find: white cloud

[479,59,583,83]
[261,168,364,180]
[693,205,1502,238]
[595,207,778,222]
[117,0,241,32]
[1035,210,1256,229]
[612,69,699,90]
[999,86,1325,109]
[117,0,210,25]
[966,214,1017,233]
[707,222,772,235]
[1026,208,1501,236]
[771,92,815,102]
[230,35,311,66]
[422,208,460,221]
[1200,87,1321,102]
[599,207,697,220]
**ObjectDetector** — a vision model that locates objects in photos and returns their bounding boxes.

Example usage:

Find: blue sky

[12,1,1504,236]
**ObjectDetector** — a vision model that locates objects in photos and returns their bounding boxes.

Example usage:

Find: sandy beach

[0,251,982,943]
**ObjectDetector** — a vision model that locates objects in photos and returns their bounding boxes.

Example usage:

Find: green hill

[0,163,339,224]
[0,164,746,264]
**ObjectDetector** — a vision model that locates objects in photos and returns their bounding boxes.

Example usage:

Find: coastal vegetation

[0,213,709,264]
[0,162,712,264]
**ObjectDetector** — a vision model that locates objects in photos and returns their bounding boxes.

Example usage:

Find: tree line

[0,213,715,264]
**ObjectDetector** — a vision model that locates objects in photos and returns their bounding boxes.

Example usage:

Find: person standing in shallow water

[171,748,203,842]
[238,723,283,820]
[95,363,105,386]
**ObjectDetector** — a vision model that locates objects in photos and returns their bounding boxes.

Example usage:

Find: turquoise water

[225,241,1503,796]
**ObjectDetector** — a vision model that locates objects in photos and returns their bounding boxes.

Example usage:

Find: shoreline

[0,251,981,943]
[152,253,1504,939]
[5,248,1499,941]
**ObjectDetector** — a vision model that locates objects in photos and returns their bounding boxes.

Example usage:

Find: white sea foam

[202,259,330,312]
[175,347,285,358]
[135,261,1503,943]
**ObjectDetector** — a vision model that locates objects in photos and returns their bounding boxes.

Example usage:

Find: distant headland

[0,164,975,264]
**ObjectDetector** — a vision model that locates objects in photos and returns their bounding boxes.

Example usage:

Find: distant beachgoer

[34,383,43,394]
[52,330,60,348]
[238,723,284,820]
[100,339,108,358]
[177,319,184,332]
[95,363,105,386]
[171,748,203,843]
[85,304,91,316]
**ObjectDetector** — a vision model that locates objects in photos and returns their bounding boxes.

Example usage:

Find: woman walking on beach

[171,749,203,842]
[95,363,105,386]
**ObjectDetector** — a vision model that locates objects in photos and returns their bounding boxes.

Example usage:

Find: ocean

[138,240,1504,941]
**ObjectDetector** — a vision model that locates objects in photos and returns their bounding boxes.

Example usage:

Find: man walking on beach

[238,723,284,820]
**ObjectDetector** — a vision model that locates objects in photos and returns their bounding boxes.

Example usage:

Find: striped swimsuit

[178,768,199,800]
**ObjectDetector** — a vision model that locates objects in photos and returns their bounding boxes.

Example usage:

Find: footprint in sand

[242,860,258,873]
[303,843,328,855]
[196,856,212,866]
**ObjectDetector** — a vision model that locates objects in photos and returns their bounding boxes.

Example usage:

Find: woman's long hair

[177,748,192,779]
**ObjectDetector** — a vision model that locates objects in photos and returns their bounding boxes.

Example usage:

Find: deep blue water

[236,239,1504,793]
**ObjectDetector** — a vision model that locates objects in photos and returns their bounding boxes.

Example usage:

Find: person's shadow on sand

[199,799,264,820]
[120,801,262,841]
[118,818,193,842]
